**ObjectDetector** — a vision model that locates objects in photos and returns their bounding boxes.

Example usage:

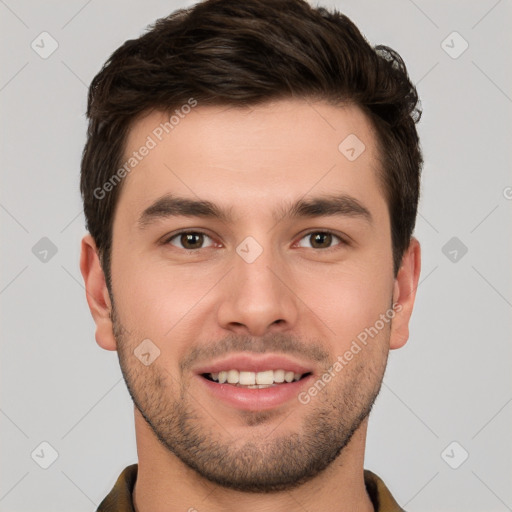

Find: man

[79,0,422,510]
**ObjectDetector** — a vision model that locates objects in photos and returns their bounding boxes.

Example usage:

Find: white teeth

[273,369,285,383]
[239,371,256,385]
[207,369,306,385]
[256,370,274,385]
[227,369,239,384]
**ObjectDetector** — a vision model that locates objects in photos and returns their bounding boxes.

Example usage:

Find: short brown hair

[80,0,422,289]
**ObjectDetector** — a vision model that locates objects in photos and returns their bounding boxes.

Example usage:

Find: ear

[79,234,117,351]
[389,237,421,350]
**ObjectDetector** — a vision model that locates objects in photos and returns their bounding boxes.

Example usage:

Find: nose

[216,244,300,337]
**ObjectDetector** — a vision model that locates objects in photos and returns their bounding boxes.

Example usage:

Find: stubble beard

[112,303,389,493]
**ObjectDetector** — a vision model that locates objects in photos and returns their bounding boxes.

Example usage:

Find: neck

[132,408,375,512]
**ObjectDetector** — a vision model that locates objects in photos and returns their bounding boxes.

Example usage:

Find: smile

[203,369,310,388]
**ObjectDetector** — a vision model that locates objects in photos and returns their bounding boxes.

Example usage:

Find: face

[86,99,419,492]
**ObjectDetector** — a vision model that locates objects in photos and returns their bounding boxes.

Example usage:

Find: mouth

[194,354,315,410]
[201,369,312,388]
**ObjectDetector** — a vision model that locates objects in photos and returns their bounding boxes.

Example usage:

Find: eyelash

[162,229,349,251]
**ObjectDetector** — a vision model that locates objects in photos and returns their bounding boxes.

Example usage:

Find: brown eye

[310,232,332,248]
[168,232,214,250]
[297,231,343,249]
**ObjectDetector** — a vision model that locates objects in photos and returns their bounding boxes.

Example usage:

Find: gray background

[1,0,511,510]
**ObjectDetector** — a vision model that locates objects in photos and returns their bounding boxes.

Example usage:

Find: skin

[80,99,421,512]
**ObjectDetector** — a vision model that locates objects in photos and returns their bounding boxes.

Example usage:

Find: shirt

[97,464,405,512]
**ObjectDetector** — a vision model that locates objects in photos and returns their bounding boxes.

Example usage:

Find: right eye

[165,231,216,250]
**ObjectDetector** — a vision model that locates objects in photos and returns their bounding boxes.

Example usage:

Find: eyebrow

[137,193,372,229]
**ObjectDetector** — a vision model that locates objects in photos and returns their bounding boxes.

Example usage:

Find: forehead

[116,99,385,222]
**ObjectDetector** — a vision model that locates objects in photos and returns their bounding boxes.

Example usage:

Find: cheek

[112,251,217,339]
[297,260,393,346]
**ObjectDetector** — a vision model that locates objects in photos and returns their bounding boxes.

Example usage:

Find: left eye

[167,232,215,250]
[296,231,343,249]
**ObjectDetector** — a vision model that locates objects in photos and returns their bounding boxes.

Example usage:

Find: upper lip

[194,353,314,375]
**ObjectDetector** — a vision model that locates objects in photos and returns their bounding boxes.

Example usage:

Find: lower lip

[197,374,314,411]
